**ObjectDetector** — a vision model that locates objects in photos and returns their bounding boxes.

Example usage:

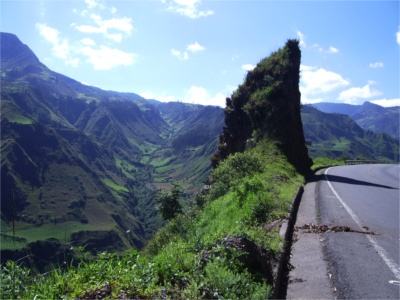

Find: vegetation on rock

[212,39,312,177]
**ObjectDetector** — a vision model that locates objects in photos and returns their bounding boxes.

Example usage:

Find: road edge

[273,169,336,299]
[285,169,335,299]
[272,185,304,299]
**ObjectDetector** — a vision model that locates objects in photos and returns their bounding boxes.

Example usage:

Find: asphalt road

[317,164,400,299]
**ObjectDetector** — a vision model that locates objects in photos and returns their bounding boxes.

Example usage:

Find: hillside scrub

[1,140,305,299]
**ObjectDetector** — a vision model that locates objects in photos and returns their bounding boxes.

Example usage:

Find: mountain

[313,101,399,138]
[0,32,223,262]
[1,33,398,272]
[213,39,312,176]
[301,105,399,162]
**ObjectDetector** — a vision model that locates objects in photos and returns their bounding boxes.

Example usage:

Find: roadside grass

[311,157,345,171]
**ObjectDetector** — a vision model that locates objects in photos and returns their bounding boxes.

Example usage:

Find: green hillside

[313,101,399,138]
[302,105,399,162]
[0,33,223,264]
[1,39,307,300]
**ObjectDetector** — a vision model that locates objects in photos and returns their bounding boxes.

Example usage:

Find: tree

[155,183,183,220]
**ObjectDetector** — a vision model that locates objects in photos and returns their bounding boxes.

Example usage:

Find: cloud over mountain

[338,82,382,104]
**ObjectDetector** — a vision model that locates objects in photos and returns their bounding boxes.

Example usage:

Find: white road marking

[324,167,400,280]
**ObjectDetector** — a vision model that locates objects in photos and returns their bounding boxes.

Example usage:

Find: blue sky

[1,0,399,107]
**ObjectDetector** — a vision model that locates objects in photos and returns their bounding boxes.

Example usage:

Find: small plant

[0,261,30,299]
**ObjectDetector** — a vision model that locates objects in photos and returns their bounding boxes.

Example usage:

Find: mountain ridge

[1,32,223,259]
[1,33,398,271]
[301,105,399,161]
[312,101,399,138]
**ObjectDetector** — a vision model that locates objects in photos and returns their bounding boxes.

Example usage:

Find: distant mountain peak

[0,32,40,68]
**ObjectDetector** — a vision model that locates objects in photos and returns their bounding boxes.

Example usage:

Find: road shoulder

[286,171,335,299]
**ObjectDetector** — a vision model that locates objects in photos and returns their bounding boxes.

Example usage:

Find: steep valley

[1,32,224,261]
[1,32,398,272]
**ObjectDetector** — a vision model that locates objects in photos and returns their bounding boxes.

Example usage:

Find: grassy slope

[5,138,305,299]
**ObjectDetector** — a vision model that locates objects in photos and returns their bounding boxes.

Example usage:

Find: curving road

[317,164,400,299]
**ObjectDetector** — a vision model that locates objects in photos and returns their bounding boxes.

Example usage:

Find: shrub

[155,183,183,220]
[210,151,264,199]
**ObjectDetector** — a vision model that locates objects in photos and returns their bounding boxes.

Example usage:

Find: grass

[102,178,129,193]
[128,138,159,155]
[332,139,351,151]
[0,234,27,250]
[0,221,112,247]
[77,93,100,103]
[115,156,137,180]
[9,114,33,125]
[155,163,184,174]
[311,157,345,171]
[149,156,176,167]
[1,100,34,125]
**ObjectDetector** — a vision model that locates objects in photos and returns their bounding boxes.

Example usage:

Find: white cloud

[327,46,339,53]
[165,0,214,18]
[242,64,255,71]
[37,22,137,70]
[300,65,350,95]
[171,42,205,60]
[371,98,400,107]
[397,28,400,45]
[81,38,96,46]
[139,91,177,102]
[369,62,384,68]
[171,49,188,60]
[310,43,339,54]
[301,97,324,105]
[66,58,80,68]
[36,23,70,59]
[85,0,99,9]
[36,23,60,46]
[187,42,205,52]
[72,13,133,42]
[299,65,314,72]
[140,86,226,107]
[296,30,306,47]
[52,40,70,59]
[78,45,137,70]
[338,83,382,104]
[184,86,226,107]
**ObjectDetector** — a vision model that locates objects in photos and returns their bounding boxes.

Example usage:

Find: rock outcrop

[212,39,312,176]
